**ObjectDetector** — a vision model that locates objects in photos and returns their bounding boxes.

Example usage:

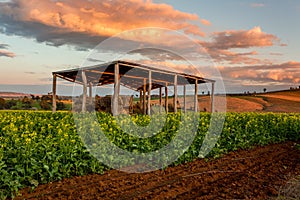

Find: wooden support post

[139,89,142,109]
[143,78,147,115]
[183,84,186,113]
[211,82,215,113]
[165,83,168,113]
[147,71,152,115]
[52,73,57,113]
[194,79,198,112]
[82,71,87,112]
[89,82,93,105]
[173,75,178,113]
[159,87,162,113]
[113,63,120,115]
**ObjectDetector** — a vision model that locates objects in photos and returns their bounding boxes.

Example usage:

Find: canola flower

[0,111,299,199]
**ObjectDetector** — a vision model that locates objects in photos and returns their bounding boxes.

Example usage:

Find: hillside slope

[228,90,300,113]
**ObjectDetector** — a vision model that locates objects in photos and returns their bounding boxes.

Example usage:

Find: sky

[0,0,299,95]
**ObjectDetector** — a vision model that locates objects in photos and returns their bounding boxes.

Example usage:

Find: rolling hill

[227,89,300,113]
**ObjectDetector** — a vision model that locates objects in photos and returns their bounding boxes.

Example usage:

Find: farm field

[1,0,299,199]
[229,89,300,113]
[150,89,300,113]
[0,110,299,199]
[15,141,300,200]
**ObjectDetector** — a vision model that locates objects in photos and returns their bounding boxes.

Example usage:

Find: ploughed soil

[15,141,300,200]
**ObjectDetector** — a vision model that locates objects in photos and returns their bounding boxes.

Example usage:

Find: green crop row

[0,111,104,199]
[0,111,299,199]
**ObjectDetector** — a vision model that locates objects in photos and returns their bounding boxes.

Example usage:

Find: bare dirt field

[15,141,300,200]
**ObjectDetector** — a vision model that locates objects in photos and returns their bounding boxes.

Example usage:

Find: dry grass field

[150,89,300,113]
[203,89,300,113]
[237,90,300,113]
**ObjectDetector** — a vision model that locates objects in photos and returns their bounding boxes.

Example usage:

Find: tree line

[0,95,69,110]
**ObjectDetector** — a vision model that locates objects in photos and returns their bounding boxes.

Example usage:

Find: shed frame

[52,60,215,114]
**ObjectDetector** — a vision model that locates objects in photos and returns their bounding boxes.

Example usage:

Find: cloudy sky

[0,0,299,95]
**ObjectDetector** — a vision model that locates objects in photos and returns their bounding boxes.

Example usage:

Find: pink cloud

[198,27,284,65]
[184,24,206,37]
[0,49,16,58]
[204,26,280,50]
[219,61,300,84]
[0,0,208,49]
[208,49,262,65]
[0,0,295,78]
[201,19,211,26]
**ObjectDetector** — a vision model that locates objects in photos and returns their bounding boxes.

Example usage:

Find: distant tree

[263,88,267,93]
[40,95,52,110]
[0,98,5,109]
[22,96,33,109]
[202,91,205,95]
[4,100,17,109]
[41,95,52,101]
[40,99,51,110]
[11,101,24,110]
[57,102,66,110]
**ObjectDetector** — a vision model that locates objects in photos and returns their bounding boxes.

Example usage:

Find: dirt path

[16,141,300,200]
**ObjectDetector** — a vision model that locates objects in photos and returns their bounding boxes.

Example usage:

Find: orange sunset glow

[0,0,299,94]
